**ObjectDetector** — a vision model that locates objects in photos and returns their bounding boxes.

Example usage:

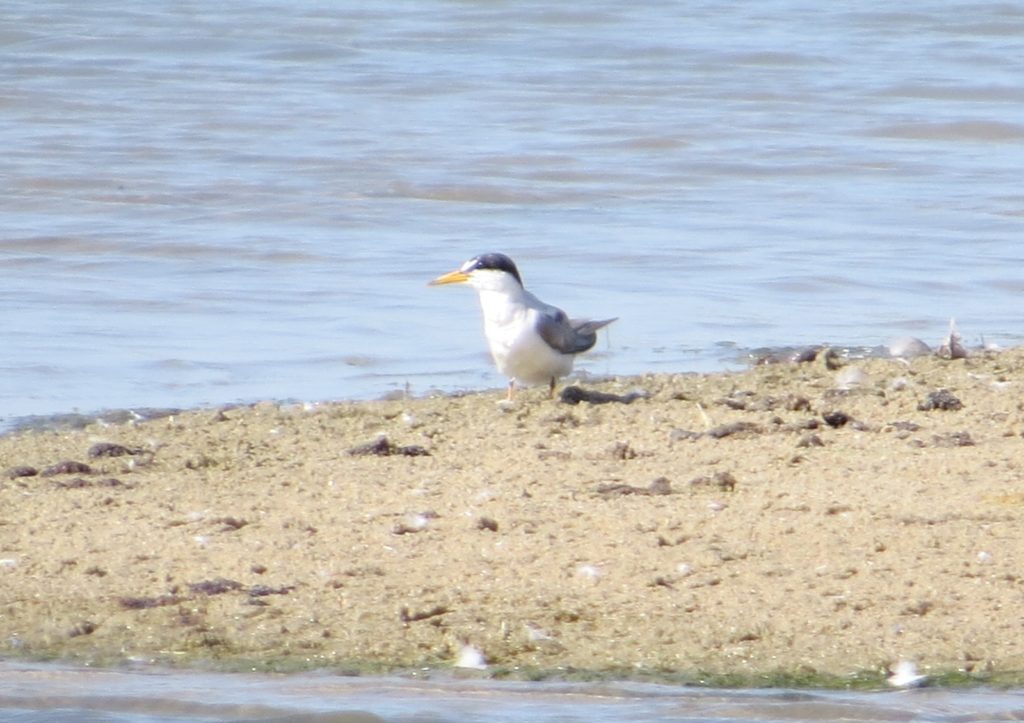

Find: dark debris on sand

[348,436,431,457]
[560,386,649,405]
[918,389,964,412]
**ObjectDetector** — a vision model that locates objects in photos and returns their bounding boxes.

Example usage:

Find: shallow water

[1,663,1023,723]
[3,1,1023,428]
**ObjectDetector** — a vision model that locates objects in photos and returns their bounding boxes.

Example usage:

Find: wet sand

[2,349,1023,685]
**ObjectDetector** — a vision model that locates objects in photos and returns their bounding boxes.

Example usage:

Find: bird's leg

[506,380,515,401]
[548,377,556,398]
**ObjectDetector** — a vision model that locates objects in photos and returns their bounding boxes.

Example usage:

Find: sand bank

[2,349,1023,685]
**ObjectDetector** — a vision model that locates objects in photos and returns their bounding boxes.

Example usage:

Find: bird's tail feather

[571,317,617,335]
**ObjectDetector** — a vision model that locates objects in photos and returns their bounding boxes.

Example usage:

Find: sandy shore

[2,349,1023,686]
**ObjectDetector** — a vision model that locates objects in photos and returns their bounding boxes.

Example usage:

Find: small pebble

[888,660,928,688]
[822,411,852,428]
[937,319,968,359]
[918,389,963,412]
[524,622,554,642]
[835,366,867,390]
[476,517,498,532]
[889,337,931,358]
[87,442,139,458]
[40,461,92,477]
[455,644,487,670]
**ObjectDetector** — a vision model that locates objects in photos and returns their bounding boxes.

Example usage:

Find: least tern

[430,253,616,399]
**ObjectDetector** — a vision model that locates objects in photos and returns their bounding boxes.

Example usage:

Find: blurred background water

[2,0,1023,429]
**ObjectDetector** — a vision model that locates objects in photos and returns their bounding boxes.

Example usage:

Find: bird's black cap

[467,253,523,285]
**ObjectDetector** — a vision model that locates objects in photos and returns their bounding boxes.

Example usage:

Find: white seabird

[429,253,616,399]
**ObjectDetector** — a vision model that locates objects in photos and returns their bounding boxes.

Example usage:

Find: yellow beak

[428,269,471,286]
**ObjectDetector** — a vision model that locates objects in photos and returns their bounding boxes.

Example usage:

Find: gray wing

[536,308,616,355]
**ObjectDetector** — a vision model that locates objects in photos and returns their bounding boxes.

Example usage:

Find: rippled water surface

[2,663,1024,722]
[2,1,1023,427]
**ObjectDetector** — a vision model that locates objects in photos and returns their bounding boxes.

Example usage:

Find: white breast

[477,289,574,386]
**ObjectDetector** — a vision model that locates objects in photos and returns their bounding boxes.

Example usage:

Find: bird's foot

[496,380,517,410]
